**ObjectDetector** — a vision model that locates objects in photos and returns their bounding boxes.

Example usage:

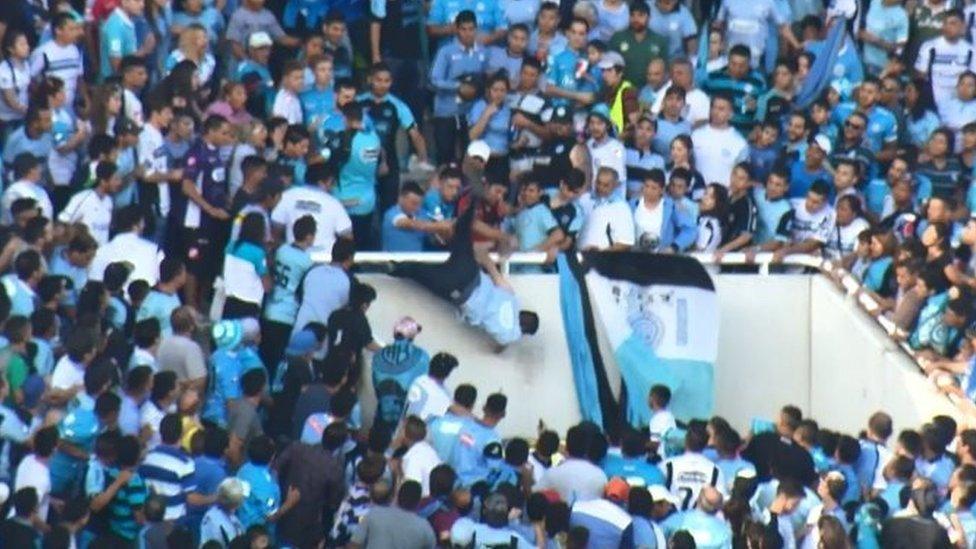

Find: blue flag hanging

[795,16,848,108]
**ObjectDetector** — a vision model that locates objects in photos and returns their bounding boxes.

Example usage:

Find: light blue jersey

[513,202,559,251]
[602,450,666,488]
[301,86,336,131]
[382,205,428,252]
[136,289,182,336]
[50,392,99,495]
[661,509,733,549]
[467,99,512,154]
[450,417,502,486]
[752,187,792,245]
[460,272,522,346]
[99,9,138,80]
[831,103,898,153]
[265,244,313,325]
[203,347,263,426]
[236,463,280,529]
[334,129,381,216]
[1,275,35,317]
[546,48,590,106]
[430,412,468,463]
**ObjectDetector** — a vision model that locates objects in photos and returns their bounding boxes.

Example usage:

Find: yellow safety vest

[609,80,634,135]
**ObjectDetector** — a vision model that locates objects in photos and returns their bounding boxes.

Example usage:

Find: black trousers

[433,116,468,165]
[222,296,261,319]
[259,318,293,381]
[393,203,479,304]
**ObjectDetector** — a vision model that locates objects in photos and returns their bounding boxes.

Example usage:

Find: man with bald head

[659,486,732,548]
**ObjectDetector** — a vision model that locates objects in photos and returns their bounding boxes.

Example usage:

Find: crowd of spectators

[3,0,976,546]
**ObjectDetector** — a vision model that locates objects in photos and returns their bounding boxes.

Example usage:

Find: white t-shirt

[58,189,114,245]
[14,454,50,522]
[587,137,626,188]
[651,82,710,125]
[50,356,85,392]
[140,400,167,450]
[137,123,171,216]
[578,196,635,250]
[402,441,442,496]
[649,409,677,438]
[1,180,53,224]
[633,198,665,247]
[405,375,452,422]
[660,452,726,510]
[30,41,83,107]
[786,199,836,245]
[0,59,29,122]
[89,232,164,286]
[122,88,144,127]
[272,186,352,252]
[824,216,869,260]
[691,125,748,187]
[272,89,303,125]
[915,36,976,119]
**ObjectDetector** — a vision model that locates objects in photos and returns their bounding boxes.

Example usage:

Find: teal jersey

[204,346,263,426]
[236,463,280,529]
[334,129,382,216]
[301,86,336,130]
[136,289,182,336]
[264,244,313,325]
[752,188,791,245]
[371,341,430,433]
[99,9,138,80]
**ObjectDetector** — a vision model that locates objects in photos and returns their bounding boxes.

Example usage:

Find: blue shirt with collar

[467,98,512,154]
[653,117,691,156]
[513,201,559,251]
[382,204,428,252]
[430,39,489,117]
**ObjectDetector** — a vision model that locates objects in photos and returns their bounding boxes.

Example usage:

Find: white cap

[811,134,832,155]
[248,31,273,49]
[466,140,491,162]
[597,51,626,69]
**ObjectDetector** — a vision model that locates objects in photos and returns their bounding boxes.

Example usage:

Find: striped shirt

[107,470,149,541]
[139,445,196,520]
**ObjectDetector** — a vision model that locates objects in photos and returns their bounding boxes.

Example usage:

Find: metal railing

[312,250,968,416]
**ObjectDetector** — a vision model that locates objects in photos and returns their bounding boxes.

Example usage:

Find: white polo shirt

[404,375,452,422]
[691,124,748,187]
[58,189,114,245]
[578,195,635,250]
[272,185,352,252]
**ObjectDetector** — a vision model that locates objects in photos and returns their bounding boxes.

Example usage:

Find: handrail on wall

[314,250,968,417]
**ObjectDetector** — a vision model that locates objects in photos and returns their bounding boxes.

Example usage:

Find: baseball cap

[466,140,491,162]
[648,484,678,505]
[286,328,319,357]
[605,477,631,503]
[393,316,422,339]
[248,31,273,49]
[588,103,613,124]
[597,51,626,70]
[548,104,574,124]
[811,134,833,155]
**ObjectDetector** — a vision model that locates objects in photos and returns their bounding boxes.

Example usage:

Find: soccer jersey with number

[265,244,313,325]
[661,452,725,511]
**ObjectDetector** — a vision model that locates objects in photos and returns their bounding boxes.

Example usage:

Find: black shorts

[182,228,217,278]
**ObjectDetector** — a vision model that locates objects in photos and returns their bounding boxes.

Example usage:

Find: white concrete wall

[355,272,959,438]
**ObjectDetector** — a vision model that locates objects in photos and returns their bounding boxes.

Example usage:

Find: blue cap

[286,329,319,356]
[588,103,612,124]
